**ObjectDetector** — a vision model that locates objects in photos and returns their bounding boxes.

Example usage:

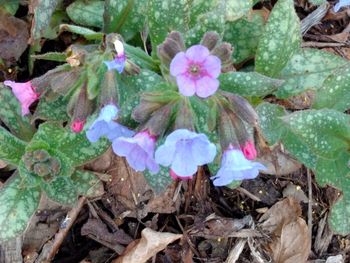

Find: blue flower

[104,56,126,73]
[112,130,159,173]
[86,104,134,143]
[334,0,350,12]
[211,145,266,187]
[155,129,216,178]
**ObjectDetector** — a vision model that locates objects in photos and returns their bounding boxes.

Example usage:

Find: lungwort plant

[1,0,350,240]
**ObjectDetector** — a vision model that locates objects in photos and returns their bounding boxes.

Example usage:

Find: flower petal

[170,52,188,76]
[155,143,176,166]
[185,45,209,63]
[334,0,350,12]
[176,74,196,97]
[195,76,219,98]
[171,140,198,177]
[190,135,216,165]
[203,55,221,78]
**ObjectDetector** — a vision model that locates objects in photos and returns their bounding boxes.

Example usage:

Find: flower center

[188,64,201,76]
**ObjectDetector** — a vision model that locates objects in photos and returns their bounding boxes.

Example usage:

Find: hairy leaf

[0,126,27,165]
[66,0,104,28]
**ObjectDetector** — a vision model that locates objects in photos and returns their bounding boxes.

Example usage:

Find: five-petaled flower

[104,39,126,73]
[4,80,40,116]
[86,104,134,142]
[170,45,221,98]
[112,130,159,173]
[211,145,266,187]
[155,129,216,179]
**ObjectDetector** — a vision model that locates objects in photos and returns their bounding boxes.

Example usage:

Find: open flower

[170,45,221,98]
[155,129,216,178]
[104,39,126,73]
[211,145,266,186]
[334,0,350,12]
[4,80,40,116]
[240,140,257,160]
[112,130,159,173]
[86,104,134,142]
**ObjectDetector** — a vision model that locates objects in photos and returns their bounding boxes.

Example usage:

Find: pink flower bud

[241,141,257,160]
[71,120,85,133]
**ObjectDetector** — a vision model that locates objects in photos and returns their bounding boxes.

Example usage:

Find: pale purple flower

[4,80,40,116]
[86,104,134,142]
[155,129,216,178]
[334,0,350,12]
[112,130,159,173]
[104,39,126,73]
[170,45,221,98]
[211,145,266,186]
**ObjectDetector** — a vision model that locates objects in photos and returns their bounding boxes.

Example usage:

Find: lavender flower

[170,45,221,98]
[334,0,350,12]
[86,104,134,142]
[155,129,216,178]
[112,130,159,173]
[211,145,266,186]
[104,39,126,73]
[4,80,40,116]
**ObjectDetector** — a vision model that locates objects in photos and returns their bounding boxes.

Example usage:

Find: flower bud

[50,68,82,96]
[70,85,93,133]
[167,31,185,51]
[142,104,174,136]
[33,149,50,162]
[157,31,185,66]
[49,158,61,175]
[218,107,239,150]
[211,42,233,67]
[33,162,51,177]
[99,70,118,106]
[228,110,250,147]
[200,31,220,51]
[132,100,164,123]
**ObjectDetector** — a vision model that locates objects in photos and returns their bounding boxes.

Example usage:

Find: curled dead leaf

[113,228,182,263]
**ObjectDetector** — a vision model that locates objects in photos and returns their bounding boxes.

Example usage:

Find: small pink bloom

[240,141,257,160]
[4,80,40,116]
[169,169,193,180]
[170,45,221,98]
[71,120,86,133]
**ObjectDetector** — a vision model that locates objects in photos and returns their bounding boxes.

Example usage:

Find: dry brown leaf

[113,228,182,263]
[259,197,302,235]
[268,217,310,263]
[282,182,308,203]
[0,11,29,61]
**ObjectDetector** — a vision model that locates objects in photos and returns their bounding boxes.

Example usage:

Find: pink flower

[169,169,193,180]
[240,141,257,160]
[4,80,40,116]
[71,120,85,133]
[170,45,221,98]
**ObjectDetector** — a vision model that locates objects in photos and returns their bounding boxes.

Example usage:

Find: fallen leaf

[282,182,309,203]
[0,11,29,61]
[325,255,344,263]
[113,228,182,263]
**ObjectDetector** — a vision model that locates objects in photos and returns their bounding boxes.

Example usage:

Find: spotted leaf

[0,126,27,166]
[71,170,104,198]
[225,0,253,22]
[0,175,41,241]
[255,0,301,77]
[42,177,77,206]
[66,0,104,28]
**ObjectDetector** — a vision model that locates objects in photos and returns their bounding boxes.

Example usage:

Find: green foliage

[31,0,60,41]
[59,24,104,40]
[66,0,104,28]
[219,72,284,97]
[0,175,41,241]
[42,177,77,205]
[0,85,35,141]
[275,49,348,98]
[224,11,266,63]
[225,0,253,22]
[0,127,27,166]
[313,65,350,112]
[144,165,173,194]
[33,96,69,122]
[255,0,301,77]
[71,170,104,198]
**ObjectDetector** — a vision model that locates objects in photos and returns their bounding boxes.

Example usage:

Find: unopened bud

[33,162,51,177]
[212,43,233,67]
[50,68,82,96]
[132,100,164,123]
[218,108,239,150]
[100,70,118,106]
[167,31,185,51]
[200,32,220,51]
[143,104,174,136]
[49,158,61,175]
[33,149,50,162]
[69,85,92,133]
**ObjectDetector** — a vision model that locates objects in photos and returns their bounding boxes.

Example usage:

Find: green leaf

[219,72,284,97]
[124,44,160,73]
[225,0,253,22]
[0,0,19,15]
[33,96,69,122]
[255,0,301,77]
[313,65,350,112]
[147,0,188,50]
[59,24,104,40]
[0,126,27,166]
[104,0,146,40]
[71,170,104,198]
[0,85,35,141]
[0,175,41,241]
[224,11,266,64]
[31,52,67,62]
[30,0,60,41]
[118,70,164,127]
[66,0,104,28]
[308,0,327,5]
[87,63,105,100]
[144,164,173,194]
[275,48,348,98]
[42,177,77,206]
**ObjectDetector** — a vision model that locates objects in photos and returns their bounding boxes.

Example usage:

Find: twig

[36,197,86,263]
[307,169,313,242]
[225,239,247,263]
[301,3,329,35]
[237,187,261,202]
[301,42,347,48]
